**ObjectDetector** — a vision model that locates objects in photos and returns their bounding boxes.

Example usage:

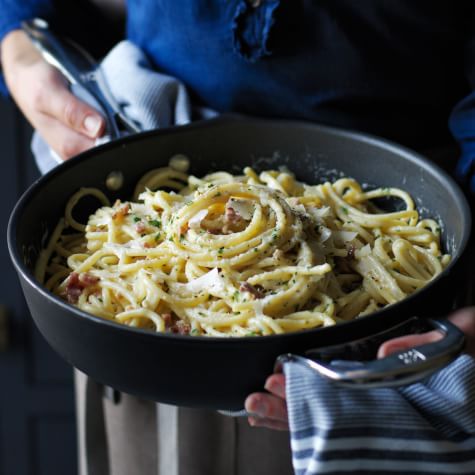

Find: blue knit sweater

[1,0,474,190]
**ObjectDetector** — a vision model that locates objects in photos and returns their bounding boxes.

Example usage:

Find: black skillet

[7,115,471,410]
[7,19,472,410]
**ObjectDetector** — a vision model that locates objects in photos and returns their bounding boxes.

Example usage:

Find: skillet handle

[275,318,465,388]
[21,18,140,139]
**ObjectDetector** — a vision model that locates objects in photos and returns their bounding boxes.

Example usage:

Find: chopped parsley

[148,219,161,228]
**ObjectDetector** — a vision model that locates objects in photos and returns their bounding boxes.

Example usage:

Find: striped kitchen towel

[284,354,475,474]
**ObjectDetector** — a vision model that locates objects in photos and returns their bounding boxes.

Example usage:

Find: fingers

[245,377,289,432]
[378,306,475,359]
[35,113,97,159]
[2,32,105,160]
[35,75,105,139]
[264,373,286,399]
[247,416,289,431]
[448,307,475,357]
[377,330,442,359]
[22,67,104,159]
[245,392,288,420]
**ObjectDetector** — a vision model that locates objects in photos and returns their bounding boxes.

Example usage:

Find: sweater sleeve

[0,0,55,95]
[0,0,54,42]
[448,7,475,194]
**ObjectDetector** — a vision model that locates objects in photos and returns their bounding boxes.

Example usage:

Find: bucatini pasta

[35,157,450,337]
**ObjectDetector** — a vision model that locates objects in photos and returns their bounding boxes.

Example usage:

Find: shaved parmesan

[105,240,143,251]
[333,230,358,245]
[181,268,226,295]
[227,198,254,220]
[318,226,332,243]
[291,203,307,215]
[308,206,331,220]
[355,244,371,258]
[251,297,272,318]
[188,209,208,229]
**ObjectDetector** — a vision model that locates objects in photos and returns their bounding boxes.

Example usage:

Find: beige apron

[75,371,294,475]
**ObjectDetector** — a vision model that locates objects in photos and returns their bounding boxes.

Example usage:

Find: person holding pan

[1,1,475,474]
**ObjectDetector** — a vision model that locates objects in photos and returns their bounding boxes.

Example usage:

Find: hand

[245,306,475,431]
[1,30,105,159]
[378,306,475,358]
[245,373,289,431]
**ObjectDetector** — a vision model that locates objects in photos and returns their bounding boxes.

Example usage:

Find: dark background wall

[0,101,77,475]
[0,4,127,472]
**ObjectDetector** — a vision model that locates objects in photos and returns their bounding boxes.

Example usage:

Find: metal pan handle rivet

[105,171,124,191]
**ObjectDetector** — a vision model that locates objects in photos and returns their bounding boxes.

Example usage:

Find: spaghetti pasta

[35,159,450,337]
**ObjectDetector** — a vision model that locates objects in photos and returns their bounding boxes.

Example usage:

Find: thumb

[37,79,105,139]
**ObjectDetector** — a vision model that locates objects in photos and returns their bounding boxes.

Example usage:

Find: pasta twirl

[35,160,450,337]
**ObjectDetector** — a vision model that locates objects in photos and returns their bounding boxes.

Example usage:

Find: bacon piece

[135,221,146,233]
[222,207,240,235]
[78,273,99,286]
[239,282,265,299]
[112,203,131,221]
[225,205,241,224]
[64,273,82,304]
[163,313,190,335]
[64,272,99,304]
[171,320,191,335]
[162,313,173,328]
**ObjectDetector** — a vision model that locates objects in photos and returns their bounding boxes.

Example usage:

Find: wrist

[1,29,41,71]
